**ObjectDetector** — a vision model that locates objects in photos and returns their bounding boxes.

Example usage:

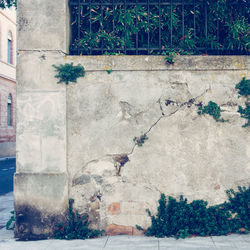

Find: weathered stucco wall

[66,56,250,232]
[16,0,249,240]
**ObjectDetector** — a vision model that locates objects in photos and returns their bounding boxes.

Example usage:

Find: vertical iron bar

[89,0,92,55]
[101,0,104,54]
[113,0,115,54]
[217,19,219,55]
[159,0,161,52]
[136,0,138,55]
[182,0,184,43]
[170,0,173,47]
[77,0,81,55]
[193,0,196,38]
[124,0,127,54]
[205,0,208,53]
[147,0,150,54]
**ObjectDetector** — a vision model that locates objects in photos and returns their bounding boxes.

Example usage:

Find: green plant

[133,134,148,147]
[235,77,250,98]
[238,103,250,127]
[0,0,16,9]
[235,77,250,127]
[54,199,103,240]
[53,63,85,85]
[198,101,226,122]
[143,186,250,239]
[165,51,177,65]
[6,210,15,230]
[226,186,250,231]
[70,1,249,55]
[106,69,113,74]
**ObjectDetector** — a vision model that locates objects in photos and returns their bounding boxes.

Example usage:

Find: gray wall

[16,0,250,239]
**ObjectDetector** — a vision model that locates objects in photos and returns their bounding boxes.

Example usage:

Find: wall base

[14,173,68,240]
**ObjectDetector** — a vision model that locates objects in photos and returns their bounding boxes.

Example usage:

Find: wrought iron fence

[69,0,250,55]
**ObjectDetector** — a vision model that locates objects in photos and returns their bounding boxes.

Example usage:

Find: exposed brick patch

[107,202,120,215]
[106,224,144,236]
[214,185,220,190]
[106,224,133,236]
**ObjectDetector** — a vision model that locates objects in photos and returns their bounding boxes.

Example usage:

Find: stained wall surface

[66,56,250,231]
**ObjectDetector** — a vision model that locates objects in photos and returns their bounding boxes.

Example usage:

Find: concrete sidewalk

[0,228,249,250]
[0,192,249,249]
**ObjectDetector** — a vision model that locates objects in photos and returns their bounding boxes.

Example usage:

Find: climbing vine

[235,77,250,127]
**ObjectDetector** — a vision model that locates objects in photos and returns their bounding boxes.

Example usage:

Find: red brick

[106,224,133,236]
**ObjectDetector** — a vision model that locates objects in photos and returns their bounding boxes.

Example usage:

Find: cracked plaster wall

[16,49,250,235]
[66,56,250,230]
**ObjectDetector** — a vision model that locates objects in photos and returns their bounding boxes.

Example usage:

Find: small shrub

[235,78,250,127]
[133,134,148,147]
[164,49,193,65]
[144,186,249,239]
[198,101,226,122]
[165,51,177,65]
[226,186,250,231]
[53,63,85,85]
[235,77,250,97]
[54,199,103,240]
[106,69,113,74]
[238,103,250,127]
[6,210,15,230]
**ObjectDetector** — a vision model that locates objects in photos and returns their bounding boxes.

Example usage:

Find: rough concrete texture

[14,173,68,239]
[16,51,250,237]
[17,0,70,52]
[65,56,249,230]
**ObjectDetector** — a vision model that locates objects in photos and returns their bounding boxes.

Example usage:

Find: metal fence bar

[124,0,127,54]
[193,0,196,38]
[170,0,173,47]
[89,0,92,55]
[182,0,184,42]
[159,0,161,52]
[147,0,150,54]
[136,0,139,55]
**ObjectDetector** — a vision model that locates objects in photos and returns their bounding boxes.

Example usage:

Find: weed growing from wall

[53,63,85,85]
[5,210,15,230]
[164,49,193,65]
[238,104,250,127]
[235,77,250,97]
[133,134,148,147]
[106,69,113,74]
[235,77,250,127]
[54,199,103,240]
[140,186,249,239]
[198,101,226,122]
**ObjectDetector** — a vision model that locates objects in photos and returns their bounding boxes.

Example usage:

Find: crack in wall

[72,86,211,186]
[73,83,244,184]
